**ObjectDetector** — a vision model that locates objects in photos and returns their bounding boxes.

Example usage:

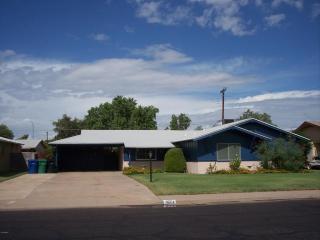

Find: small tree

[53,114,83,140]
[195,126,203,130]
[17,134,29,140]
[169,113,191,130]
[255,138,305,171]
[39,142,53,161]
[0,124,14,139]
[164,148,187,173]
[239,109,274,125]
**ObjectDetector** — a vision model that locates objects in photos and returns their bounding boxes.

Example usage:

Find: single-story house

[16,139,46,161]
[0,137,25,172]
[50,118,309,174]
[295,121,320,160]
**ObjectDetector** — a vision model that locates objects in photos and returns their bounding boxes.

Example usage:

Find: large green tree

[169,113,191,130]
[83,96,159,130]
[239,109,274,125]
[0,124,14,139]
[53,114,83,140]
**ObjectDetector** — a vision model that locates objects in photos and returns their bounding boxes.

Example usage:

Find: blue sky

[0,0,319,138]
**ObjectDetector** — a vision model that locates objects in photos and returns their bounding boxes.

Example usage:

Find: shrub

[123,166,146,175]
[153,168,164,173]
[39,142,53,161]
[164,148,186,173]
[213,169,230,174]
[229,154,241,171]
[206,163,216,174]
[255,138,305,171]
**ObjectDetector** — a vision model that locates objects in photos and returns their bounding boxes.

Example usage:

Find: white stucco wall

[187,161,261,174]
[123,160,261,174]
[123,161,164,169]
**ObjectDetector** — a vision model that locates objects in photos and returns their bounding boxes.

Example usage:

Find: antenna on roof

[220,87,227,125]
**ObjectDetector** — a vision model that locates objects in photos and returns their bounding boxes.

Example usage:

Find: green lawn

[130,171,320,195]
[0,171,26,183]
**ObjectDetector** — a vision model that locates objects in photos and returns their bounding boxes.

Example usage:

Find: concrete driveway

[0,172,160,210]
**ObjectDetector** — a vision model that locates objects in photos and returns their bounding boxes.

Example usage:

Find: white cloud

[193,0,254,36]
[90,33,109,41]
[132,0,310,36]
[255,0,263,6]
[311,3,320,19]
[1,48,319,137]
[0,49,16,58]
[134,0,254,36]
[130,44,193,64]
[157,91,320,129]
[234,90,320,103]
[124,25,135,33]
[271,0,303,10]
[0,46,251,102]
[135,1,192,26]
[265,13,286,26]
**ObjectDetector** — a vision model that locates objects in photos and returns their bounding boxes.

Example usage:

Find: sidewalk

[159,190,320,206]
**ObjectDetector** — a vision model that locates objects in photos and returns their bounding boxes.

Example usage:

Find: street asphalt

[0,199,319,240]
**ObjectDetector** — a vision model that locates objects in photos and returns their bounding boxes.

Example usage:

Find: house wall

[21,142,46,162]
[299,126,320,159]
[123,148,168,170]
[187,161,261,174]
[196,130,258,162]
[36,143,46,155]
[175,140,197,161]
[0,142,22,172]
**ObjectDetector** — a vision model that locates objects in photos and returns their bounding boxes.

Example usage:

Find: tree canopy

[169,113,191,130]
[239,109,274,125]
[52,96,159,139]
[52,114,83,140]
[0,124,14,139]
[83,96,159,130]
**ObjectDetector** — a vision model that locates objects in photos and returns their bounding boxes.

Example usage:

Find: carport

[55,145,124,172]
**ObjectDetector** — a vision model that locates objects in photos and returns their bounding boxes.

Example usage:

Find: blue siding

[196,130,258,162]
[175,140,198,162]
[239,122,287,139]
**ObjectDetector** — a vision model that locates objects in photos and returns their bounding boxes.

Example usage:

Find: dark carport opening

[56,145,123,172]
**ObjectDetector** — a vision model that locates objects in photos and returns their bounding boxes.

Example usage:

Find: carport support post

[149,150,153,182]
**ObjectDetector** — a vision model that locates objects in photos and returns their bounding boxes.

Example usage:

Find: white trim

[216,143,241,161]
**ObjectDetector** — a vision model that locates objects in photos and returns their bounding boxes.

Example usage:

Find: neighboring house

[295,121,320,160]
[50,118,308,174]
[0,137,25,172]
[16,139,46,161]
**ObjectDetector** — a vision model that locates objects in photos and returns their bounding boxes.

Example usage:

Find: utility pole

[220,88,227,125]
[46,131,49,142]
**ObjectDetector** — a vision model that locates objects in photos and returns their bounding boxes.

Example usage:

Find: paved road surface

[0,199,319,239]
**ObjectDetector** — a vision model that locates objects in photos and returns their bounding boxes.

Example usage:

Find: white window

[136,149,156,160]
[217,143,241,161]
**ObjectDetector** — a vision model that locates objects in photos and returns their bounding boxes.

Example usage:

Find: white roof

[0,136,22,145]
[16,139,43,149]
[50,130,203,148]
[50,118,309,147]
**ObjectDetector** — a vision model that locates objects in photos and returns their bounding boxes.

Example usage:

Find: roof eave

[241,119,310,141]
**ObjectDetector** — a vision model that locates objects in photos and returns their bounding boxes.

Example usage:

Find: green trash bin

[38,159,47,173]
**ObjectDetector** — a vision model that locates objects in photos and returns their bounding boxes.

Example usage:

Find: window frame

[216,143,241,161]
[135,148,157,161]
